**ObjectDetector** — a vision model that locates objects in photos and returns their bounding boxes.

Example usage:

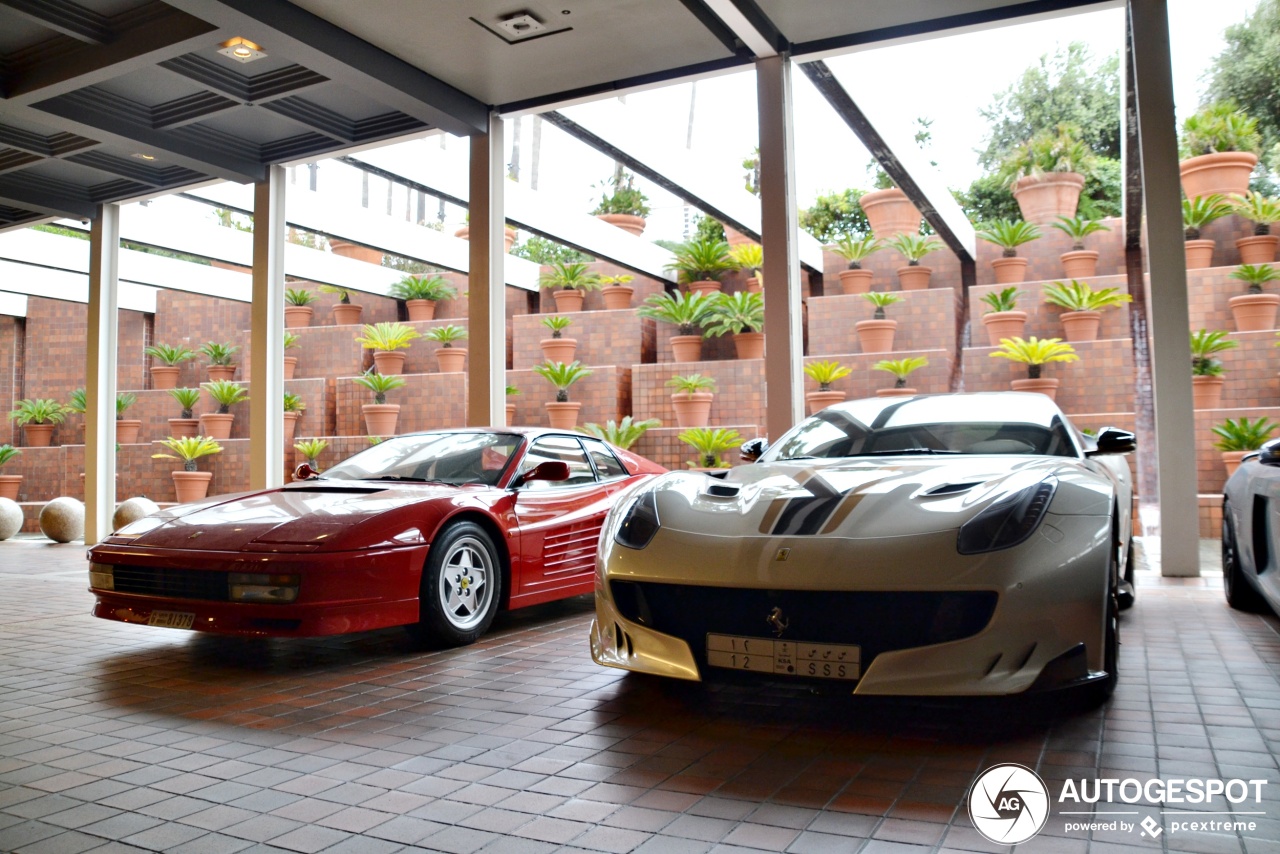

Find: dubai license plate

[706,634,860,680]
[148,610,195,630]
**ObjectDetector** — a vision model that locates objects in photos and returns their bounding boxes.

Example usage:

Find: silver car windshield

[323,433,521,486]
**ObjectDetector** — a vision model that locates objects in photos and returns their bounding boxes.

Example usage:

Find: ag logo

[967,763,1050,845]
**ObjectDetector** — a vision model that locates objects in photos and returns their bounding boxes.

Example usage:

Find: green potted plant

[1041,280,1132,342]
[354,372,406,436]
[199,380,248,439]
[989,336,1079,400]
[167,387,201,438]
[975,219,1042,284]
[389,274,458,321]
[886,233,942,289]
[152,436,222,503]
[144,343,196,389]
[115,392,141,444]
[873,356,928,397]
[979,287,1027,346]
[1227,263,1280,331]
[425,324,468,372]
[1212,416,1277,477]
[1183,194,1233,269]
[533,360,593,428]
[505,385,520,425]
[1179,100,1262,201]
[666,237,733,295]
[283,391,305,444]
[1190,329,1238,410]
[581,416,661,451]
[728,244,763,293]
[319,284,363,325]
[999,123,1095,223]
[706,291,765,359]
[1050,216,1111,279]
[7,398,68,447]
[830,234,882,294]
[0,444,21,500]
[599,274,636,310]
[592,170,650,235]
[666,373,716,428]
[540,261,602,313]
[356,322,421,375]
[539,315,577,364]
[857,291,904,353]
[198,341,239,382]
[677,426,743,469]
[1232,192,1280,265]
[284,288,315,328]
[803,360,852,414]
[283,330,301,380]
[637,291,717,362]
[294,438,329,474]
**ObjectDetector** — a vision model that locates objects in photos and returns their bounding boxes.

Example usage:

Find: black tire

[1223,502,1267,612]
[1117,536,1136,611]
[1081,551,1120,707]
[415,521,503,647]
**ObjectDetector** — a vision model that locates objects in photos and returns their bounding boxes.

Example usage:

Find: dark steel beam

[0,182,95,219]
[0,0,112,45]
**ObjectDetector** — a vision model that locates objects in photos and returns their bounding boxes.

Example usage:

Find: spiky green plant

[168,387,201,418]
[389,274,457,302]
[283,392,305,413]
[975,219,1041,257]
[7,399,68,426]
[202,380,248,413]
[533,360,592,402]
[804,360,851,391]
[285,288,315,306]
[1212,417,1277,452]
[873,357,929,388]
[0,444,20,467]
[678,427,743,469]
[153,436,222,472]
[541,316,573,338]
[505,385,520,397]
[294,438,329,465]
[863,291,903,320]
[1190,330,1237,377]
[1229,264,1280,294]
[198,341,239,366]
[1042,280,1133,311]
[1180,100,1262,158]
[356,322,421,351]
[830,234,883,269]
[318,283,354,304]
[353,372,406,405]
[637,291,717,336]
[990,336,1079,379]
[580,417,662,451]
[599,274,635,287]
[728,243,763,275]
[666,236,733,283]
[144,343,196,365]
[705,291,764,336]
[1050,216,1111,250]
[539,261,602,292]
[981,287,1022,314]
[887,233,941,265]
[1231,192,1280,236]
[998,123,1096,184]
[1182,195,1233,240]
[116,392,136,419]
[283,330,300,350]
[424,324,468,347]
[67,388,87,414]
[666,373,717,394]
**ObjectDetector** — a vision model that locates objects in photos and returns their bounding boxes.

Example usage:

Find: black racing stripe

[772,495,844,536]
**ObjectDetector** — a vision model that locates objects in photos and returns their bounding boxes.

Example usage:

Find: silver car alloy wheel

[437,535,494,631]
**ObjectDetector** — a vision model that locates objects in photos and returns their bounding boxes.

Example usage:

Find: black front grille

[611,581,996,666]
[112,566,229,601]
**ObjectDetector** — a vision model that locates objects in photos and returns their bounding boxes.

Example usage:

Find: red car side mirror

[293,463,320,481]
[511,461,570,488]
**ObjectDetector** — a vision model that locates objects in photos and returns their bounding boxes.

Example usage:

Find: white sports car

[591,393,1135,699]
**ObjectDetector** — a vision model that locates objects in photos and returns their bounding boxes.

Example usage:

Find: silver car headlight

[614,490,661,550]
[956,478,1057,555]
[89,562,114,590]
[228,573,300,603]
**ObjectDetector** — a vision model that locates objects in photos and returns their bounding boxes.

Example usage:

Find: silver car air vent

[705,482,740,498]
[923,481,984,496]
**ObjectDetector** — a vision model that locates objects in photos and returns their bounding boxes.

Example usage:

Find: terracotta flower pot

[171,471,213,504]
[116,419,142,444]
[601,285,634,310]
[168,417,199,438]
[435,347,467,373]
[362,403,400,436]
[1179,151,1259,201]
[744,277,761,294]
[670,335,703,362]
[856,319,897,353]
[897,266,932,290]
[332,303,364,325]
[505,402,517,425]
[838,269,873,295]
[0,474,20,500]
[199,413,235,440]
[1192,375,1225,410]
[406,299,437,321]
[150,366,181,390]
[283,355,297,380]
[373,350,406,375]
[733,331,764,359]
[982,311,1028,346]
[1229,293,1280,332]
[207,365,236,382]
[330,239,383,265]
[596,213,646,236]
[552,289,585,313]
[991,257,1029,285]
[540,338,578,364]
[687,280,721,296]
[1013,172,1085,223]
[859,187,921,238]
[454,226,517,252]
[1060,250,1099,279]
[876,387,918,397]
[1236,235,1279,266]
[1185,239,1216,269]
[283,411,301,445]
[22,423,55,447]
[1223,450,1250,478]
[545,401,582,429]
[1011,377,1060,400]
[1060,309,1102,342]
[671,392,714,428]
[805,390,846,415]
[284,305,313,328]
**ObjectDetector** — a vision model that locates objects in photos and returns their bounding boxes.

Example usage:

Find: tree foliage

[510,235,591,265]
[1207,0,1280,162]
[799,188,870,243]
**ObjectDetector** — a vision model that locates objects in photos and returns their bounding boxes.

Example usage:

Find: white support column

[1129,0,1200,576]
[85,204,120,545]
[468,112,506,426]
[757,54,803,440]
[250,165,286,489]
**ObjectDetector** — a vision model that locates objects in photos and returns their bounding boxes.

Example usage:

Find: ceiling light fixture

[497,12,546,38]
[131,153,156,161]
[218,37,267,63]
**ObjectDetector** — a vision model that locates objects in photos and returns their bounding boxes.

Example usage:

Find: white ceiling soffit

[0,292,29,318]
[0,259,160,315]
[183,182,541,292]
[353,143,678,284]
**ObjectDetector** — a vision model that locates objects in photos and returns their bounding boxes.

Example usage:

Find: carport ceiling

[0,0,1108,230]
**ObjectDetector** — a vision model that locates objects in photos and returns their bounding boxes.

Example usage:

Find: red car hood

[122,481,490,551]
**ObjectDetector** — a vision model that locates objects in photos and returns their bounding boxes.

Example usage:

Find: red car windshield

[323,433,522,486]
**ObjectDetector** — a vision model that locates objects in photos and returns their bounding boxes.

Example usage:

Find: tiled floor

[0,537,1278,854]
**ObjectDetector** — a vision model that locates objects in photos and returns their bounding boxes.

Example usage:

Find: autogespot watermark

[968,766,1269,845]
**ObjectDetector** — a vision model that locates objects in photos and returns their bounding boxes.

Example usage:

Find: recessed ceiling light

[218,37,267,63]
[497,12,546,38]
[131,153,156,161]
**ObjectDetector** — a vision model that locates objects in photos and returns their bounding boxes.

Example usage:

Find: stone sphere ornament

[113,496,159,532]
[39,497,85,543]
[0,497,22,541]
